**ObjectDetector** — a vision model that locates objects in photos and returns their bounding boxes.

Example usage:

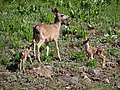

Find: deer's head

[52,8,70,25]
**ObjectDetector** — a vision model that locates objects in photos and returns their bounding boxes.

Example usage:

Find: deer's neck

[85,42,90,51]
[54,17,61,31]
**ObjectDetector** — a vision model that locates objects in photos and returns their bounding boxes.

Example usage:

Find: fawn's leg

[28,54,32,64]
[33,39,36,58]
[22,59,26,72]
[19,59,22,71]
[101,54,106,68]
[90,53,94,60]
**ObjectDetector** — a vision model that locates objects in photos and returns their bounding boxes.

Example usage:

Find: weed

[86,60,98,68]
[0,55,9,65]
[44,56,52,64]
[73,51,86,61]
[107,48,117,56]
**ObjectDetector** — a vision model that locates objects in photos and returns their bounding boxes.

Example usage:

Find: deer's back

[34,24,59,42]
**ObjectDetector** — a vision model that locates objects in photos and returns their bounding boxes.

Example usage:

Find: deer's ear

[51,8,58,14]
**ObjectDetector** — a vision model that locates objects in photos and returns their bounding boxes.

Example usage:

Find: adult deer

[33,8,69,62]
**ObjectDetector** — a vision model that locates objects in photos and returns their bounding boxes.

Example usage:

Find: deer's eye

[61,14,64,17]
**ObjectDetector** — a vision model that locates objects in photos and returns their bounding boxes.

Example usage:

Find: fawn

[83,37,106,67]
[19,44,32,72]
[33,8,69,62]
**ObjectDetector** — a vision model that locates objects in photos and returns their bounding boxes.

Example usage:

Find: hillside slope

[0,0,120,90]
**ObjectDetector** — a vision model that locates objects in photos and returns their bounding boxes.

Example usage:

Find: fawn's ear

[87,38,90,41]
[82,38,90,45]
[51,8,58,14]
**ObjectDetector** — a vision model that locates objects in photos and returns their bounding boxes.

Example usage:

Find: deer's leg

[46,45,49,56]
[33,39,36,58]
[37,40,45,62]
[87,53,92,60]
[23,60,25,72]
[54,40,61,61]
[102,58,106,68]
[100,54,106,68]
[37,32,45,63]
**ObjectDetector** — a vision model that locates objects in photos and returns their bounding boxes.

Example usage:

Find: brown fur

[19,45,32,72]
[33,8,69,62]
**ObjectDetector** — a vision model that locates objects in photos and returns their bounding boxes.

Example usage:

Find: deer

[33,8,69,62]
[82,37,106,68]
[19,44,33,72]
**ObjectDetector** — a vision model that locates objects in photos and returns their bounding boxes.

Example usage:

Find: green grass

[90,82,117,90]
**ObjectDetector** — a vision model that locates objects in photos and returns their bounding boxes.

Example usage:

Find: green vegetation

[0,0,120,89]
[86,59,98,68]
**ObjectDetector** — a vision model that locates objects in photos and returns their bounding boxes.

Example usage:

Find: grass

[0,0,120,89]
[90,82,117,90]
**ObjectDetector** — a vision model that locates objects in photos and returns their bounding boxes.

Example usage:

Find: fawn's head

[82,38,90,46]
[52,8,69,25]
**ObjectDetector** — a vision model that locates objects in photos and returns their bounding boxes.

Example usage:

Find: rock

[87,68,101,76]
[81,72,92,84]
[80,72,87,78]
[93,69,100,75]
[30,65,53,79]
[58,75,79,84]
[103,78,110,84]
[83,75,92,84]
[65,86,71,89]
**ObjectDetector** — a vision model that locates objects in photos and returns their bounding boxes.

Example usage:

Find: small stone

[30,65,53,79]
[87,68,100,76]
[103,78,110,84]
[58,75,78,84]
[83,75,92,84]
[65,86,71,89]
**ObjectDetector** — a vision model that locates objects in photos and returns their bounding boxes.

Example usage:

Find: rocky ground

[0,59,120,90]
